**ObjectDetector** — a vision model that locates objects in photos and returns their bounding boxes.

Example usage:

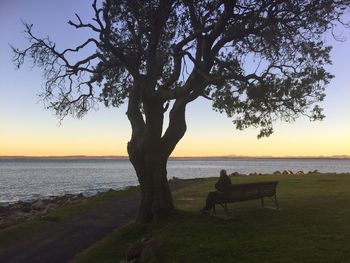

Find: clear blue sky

[1,0,350,157]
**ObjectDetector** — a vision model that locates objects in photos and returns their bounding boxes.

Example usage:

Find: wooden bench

[213,181,279,215]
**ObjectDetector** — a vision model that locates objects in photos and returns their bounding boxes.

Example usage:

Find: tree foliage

[13,0,350,221]
[13,1,350,138]
[13,0,350,137]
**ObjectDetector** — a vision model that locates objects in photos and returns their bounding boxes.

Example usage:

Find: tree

[13,0,349,222]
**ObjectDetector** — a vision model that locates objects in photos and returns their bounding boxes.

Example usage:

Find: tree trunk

[128,148,174,222]
[127,92,187,222]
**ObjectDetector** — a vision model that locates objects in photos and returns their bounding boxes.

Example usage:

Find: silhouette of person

[201,169,232,214]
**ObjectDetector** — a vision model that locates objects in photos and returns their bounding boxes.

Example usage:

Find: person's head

[220,169,227,177]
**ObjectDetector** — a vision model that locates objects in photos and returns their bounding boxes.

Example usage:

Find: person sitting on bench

[201,169,232,214]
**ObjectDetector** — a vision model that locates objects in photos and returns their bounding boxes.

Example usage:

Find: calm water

[0,158,350,204]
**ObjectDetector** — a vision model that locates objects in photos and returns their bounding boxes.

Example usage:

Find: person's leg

[202,191,220,212]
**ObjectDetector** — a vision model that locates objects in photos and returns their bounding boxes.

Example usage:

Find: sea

[0,158,350,205]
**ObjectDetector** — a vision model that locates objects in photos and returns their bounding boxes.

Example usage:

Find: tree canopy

[13,0,350,137]
[13,0,350,221]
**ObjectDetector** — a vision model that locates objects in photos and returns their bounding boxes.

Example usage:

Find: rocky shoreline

[0,192,101,229]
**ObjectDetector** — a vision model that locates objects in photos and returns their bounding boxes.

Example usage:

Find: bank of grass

[73,173,350,263]
[0,186,138,246]
[45,186,138,221]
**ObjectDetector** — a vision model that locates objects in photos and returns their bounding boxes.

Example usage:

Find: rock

[0,190,104,229]
[125,238,160,262]
[273,170,281,175]
[0,211,32,228]
[31,200,45,210]
[10,201,31,212]
[43,203,58,214]
[69,199,82,205]
[126,241,143,261]
[307,169,320,174]
[140,238,160,262]
[19,204,31,213]
[296,171,305,175]
[56,199,65,205]
[0,206,10,214]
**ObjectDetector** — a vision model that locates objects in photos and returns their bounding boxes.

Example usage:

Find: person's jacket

[215,175,232,194]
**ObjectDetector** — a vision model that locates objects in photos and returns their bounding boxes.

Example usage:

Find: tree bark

[127,85,187,222]
[128,151,174,222]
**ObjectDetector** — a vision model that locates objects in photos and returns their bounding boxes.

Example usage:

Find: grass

[72,174,350,263]
[0,186,138,246]
[44,186,138,221]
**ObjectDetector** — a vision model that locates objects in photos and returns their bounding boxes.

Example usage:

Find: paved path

[0,179,200,263]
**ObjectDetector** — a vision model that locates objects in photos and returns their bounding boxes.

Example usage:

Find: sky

[0,0,350,157]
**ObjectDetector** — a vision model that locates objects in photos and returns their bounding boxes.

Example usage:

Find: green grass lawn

[72,174,350,263]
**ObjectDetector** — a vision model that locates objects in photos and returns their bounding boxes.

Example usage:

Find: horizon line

[1,154,350,160]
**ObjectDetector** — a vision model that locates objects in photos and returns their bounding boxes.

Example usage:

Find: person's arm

[215,177,224,191]
[214,180,219,190]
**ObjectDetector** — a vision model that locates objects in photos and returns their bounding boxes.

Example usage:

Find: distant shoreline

[1,155,349,160]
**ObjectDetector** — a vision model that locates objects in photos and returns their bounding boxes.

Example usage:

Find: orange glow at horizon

[1,121,349,157]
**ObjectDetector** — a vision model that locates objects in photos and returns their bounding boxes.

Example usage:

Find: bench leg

[274,194,279,210]
[221,203,229,216]
[216,203,230,216]
[269,195,279,210]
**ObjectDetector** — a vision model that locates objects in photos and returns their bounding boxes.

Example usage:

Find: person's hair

[220,169,227,177]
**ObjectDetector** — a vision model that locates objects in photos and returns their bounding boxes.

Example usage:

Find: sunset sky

[1,0,350,157]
